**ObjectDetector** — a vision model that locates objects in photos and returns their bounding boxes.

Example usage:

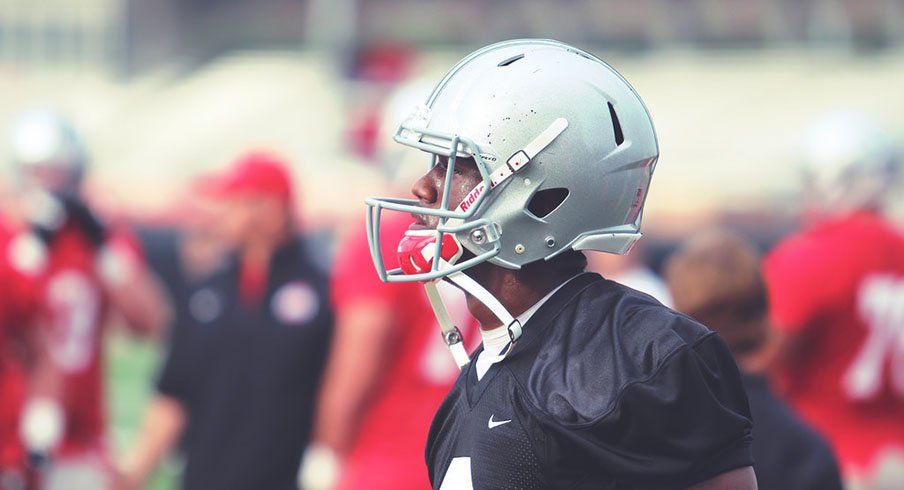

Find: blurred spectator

[664,228,843,490]
[300,81,479,490]
[119,152,333,490]
[763,111,904,489]
[586,242,672,307]
[3,109,170,490]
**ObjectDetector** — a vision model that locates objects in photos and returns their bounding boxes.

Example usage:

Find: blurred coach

[120,152,333,490]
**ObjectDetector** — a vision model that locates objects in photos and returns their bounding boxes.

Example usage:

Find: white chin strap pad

[424,281,472,369]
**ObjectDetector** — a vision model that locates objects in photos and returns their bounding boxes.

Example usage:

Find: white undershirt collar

[475,275,579,380]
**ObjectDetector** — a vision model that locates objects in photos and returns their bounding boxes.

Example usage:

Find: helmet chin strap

[413,118,570,369]
[423,281,471,369]
[423,259,523,370]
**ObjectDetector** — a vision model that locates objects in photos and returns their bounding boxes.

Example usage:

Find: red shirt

[332,214,479,490]
[32,221,142,456]
[764,211,904,474]
[33,223,109,456]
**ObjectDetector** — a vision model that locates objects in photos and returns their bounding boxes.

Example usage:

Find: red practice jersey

[27,220,142,458]
[331,213,479,490]
[764,211,904,474]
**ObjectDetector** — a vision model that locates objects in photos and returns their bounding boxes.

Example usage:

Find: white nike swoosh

[488,415,512,429]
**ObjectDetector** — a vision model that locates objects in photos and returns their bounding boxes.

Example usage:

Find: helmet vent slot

[498,54,525,67]
[608,102,624,146]
[527,188,569,219]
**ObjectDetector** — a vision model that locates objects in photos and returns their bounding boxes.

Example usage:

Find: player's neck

[465,263,581,331]
[240,230,289,267]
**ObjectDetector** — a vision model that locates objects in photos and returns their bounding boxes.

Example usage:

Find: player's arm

[302,299,397,489]
[116,394,185,490]
[19,319,66,462]
[561,331,755,488]
[117,307,191,490]
[313,300,398,453]
[97,235,172,338]
[687,466,757,489]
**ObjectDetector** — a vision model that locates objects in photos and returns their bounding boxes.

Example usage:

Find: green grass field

[105,331,179,489]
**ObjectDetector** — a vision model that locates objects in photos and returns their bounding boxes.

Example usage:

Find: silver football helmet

[9,110,86,198]
[365,39,659,283]
[798,111,900,215]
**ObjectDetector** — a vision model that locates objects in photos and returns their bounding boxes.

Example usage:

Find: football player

[7,109,170,489]
[763,112,904,489]
[364,39,756,489]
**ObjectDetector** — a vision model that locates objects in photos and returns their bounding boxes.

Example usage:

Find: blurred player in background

[664,228,843,490]
[763,112,904,489]
[120,152,333,490]
[4,109,170,490]
[301,79,480,490]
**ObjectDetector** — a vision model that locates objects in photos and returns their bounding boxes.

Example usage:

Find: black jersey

[426,273,753,490]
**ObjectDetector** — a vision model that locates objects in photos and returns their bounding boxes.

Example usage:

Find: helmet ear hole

[527,188,569,219]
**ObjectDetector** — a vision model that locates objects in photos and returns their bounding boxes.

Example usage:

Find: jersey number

[844,274,904,399]
[46,270,102,373]
[439,457,474,490]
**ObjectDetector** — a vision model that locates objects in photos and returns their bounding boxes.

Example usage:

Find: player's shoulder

[855,212,904,248]
[768,224,828,263]
[512,274,717,425]
[768,212,904,272]
[786,212,901,249]
[765,222,842,281]
[0,210,22,242]
[0,214,47,278]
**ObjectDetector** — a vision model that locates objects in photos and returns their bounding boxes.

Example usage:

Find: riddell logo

[458,184,485,213]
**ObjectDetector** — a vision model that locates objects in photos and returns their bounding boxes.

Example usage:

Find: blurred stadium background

[2,0,904,488]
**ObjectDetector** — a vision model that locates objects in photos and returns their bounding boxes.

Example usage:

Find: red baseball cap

[202,151,294,203]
